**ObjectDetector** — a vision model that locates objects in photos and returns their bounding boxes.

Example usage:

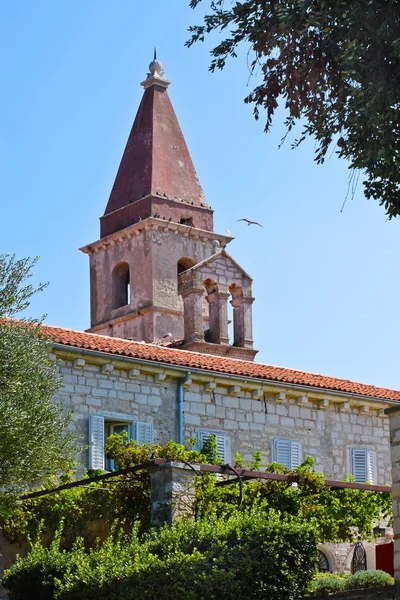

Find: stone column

[243,296,255,349]
[181,287,205,343]
[231,296,254,348]
[205,291,220,343]
[217,292,229,345]
[147,461,199,527]
[231,296,244,347]
[385,405,400,581]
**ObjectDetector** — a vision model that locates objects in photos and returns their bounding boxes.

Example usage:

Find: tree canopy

[187,0,400,218]
[0,254,76,513]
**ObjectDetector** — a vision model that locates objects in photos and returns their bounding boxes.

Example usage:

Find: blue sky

[1,1,399,389]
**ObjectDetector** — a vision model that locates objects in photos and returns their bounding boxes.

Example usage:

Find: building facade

[44,55,400,572]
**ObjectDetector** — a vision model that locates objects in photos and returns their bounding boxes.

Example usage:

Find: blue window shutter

[351,448,368,483]
[273,439,291,468]
[351,448,375,484]
[367,450,375,484]
[197,430,230,464]
[89,416,105,470]
[290,441,302,469]
[135,421,153,444]
[273,439,302,469]
[129,422,136,441]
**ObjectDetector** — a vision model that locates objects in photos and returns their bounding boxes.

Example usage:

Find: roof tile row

[44,324,400,402]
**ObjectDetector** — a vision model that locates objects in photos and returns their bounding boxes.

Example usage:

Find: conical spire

[101,55,210,238]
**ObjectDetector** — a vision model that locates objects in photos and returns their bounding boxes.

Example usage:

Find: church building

[42,55,399,569]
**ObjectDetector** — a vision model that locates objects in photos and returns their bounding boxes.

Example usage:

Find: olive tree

[0,254,76,512]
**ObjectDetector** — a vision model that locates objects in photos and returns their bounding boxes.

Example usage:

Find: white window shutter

[351,448,368,483]
[135,421,153,444]
[89,416,105,470]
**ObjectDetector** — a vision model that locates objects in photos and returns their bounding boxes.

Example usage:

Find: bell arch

[177,257,196,276]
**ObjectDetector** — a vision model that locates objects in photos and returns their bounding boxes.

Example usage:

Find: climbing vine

[0,436,391,546]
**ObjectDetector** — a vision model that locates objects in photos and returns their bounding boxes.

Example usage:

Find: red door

[376,542,394,577]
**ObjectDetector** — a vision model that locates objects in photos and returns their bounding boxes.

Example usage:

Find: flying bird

[237,218,263,227]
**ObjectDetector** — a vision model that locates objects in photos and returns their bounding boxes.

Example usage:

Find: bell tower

[80,54,257,361]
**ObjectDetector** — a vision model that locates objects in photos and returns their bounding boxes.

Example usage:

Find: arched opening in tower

[112,262,130,309]
[177,257,196,276]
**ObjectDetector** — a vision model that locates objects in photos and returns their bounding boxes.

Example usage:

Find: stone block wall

[386,406,400,581]
[54,349,391,486]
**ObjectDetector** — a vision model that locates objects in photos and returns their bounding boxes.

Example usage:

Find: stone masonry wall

[386,405,400,581]
[55,350,391,484]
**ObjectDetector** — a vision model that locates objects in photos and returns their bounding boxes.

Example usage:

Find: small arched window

[112,262,130,309]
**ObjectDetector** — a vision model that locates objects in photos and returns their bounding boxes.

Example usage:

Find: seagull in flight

[237,218,263,227]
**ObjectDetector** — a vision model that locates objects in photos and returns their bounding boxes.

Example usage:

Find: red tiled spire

[101,54,210,237]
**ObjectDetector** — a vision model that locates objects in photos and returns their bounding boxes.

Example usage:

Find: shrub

[346,569,394,590]
[311,573,347,594]
[3,509,318,600]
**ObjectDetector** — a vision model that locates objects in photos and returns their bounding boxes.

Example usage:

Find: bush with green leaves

[2,509,318,600]
[310,570,394,595]
[310,572,348,594]
[346,569,394,590]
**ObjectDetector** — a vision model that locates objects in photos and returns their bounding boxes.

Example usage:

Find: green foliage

[310,572,348,594]
[105,433,207,470]
[0,255,76,514]
[3,509,318,600]
[1,444,391,549]
[346,569,394,590]
[0,438,209,545]
[194,456,391,543]
[310,569,394,594]
[187,1,400,218]
[200,433,222,464]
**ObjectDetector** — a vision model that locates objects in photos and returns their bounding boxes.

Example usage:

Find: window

[112,262,130,309]
[180,217,193,227]
[350,448,375,484]
[89,415,153,471]
[105,421,132,471]
[197,429,231,464]
[273,439,302,469]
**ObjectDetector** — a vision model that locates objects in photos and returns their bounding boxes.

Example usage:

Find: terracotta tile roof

[45,324,400,403]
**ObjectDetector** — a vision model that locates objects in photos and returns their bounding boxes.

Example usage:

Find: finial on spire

[141,49,171,89]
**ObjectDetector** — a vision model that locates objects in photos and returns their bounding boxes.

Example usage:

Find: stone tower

[81,55,257,361]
